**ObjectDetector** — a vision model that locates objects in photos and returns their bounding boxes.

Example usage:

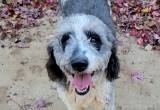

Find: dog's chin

[70,72,94,96]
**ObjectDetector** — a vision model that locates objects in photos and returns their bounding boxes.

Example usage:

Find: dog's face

[46,14,119,95]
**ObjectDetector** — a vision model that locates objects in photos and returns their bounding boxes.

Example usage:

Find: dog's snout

[71,59,88,72]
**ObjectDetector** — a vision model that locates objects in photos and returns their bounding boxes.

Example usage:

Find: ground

[0,16,160,110]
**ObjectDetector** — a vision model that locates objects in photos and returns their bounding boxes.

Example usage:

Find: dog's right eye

[61,33,70,50]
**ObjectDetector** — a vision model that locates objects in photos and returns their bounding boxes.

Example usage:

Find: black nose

[71,59,88,72]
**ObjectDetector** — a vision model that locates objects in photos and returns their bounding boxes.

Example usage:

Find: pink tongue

[72,74,91,90]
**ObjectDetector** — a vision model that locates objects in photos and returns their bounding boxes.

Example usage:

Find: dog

[46,0,120,110]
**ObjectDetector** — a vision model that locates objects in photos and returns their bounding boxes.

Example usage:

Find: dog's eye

[86,32,102,51]
[61,33,70,50]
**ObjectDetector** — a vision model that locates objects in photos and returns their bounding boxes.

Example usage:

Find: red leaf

[115,0,124,5]
[137,38,144,45]
[129,29,138,37]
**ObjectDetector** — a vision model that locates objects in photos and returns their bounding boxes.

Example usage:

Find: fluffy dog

[46,0,120,110]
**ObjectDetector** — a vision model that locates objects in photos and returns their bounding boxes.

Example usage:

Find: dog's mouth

[71,73,94,96]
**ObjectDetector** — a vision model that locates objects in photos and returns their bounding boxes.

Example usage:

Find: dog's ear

[106,46,120,81]
[46,45,66,81]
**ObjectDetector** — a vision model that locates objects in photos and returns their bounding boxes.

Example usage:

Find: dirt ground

[0,16,160,110]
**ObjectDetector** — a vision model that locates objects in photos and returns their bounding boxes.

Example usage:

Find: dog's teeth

[75,86,90,95]
[82,88,87,92]
[77,88,87,93]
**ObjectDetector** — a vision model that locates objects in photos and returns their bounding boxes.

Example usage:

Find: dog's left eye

[61,33,70,50]
[86,31,102,51]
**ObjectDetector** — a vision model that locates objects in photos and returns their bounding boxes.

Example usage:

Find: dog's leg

[109,89,115,110]
[56,85,74,110]
[76,107,84,110]
[104,94,115,110]
[57,86,84,110]
[92,81,115,110]
[65,104,84,110]
[104,82,116,110]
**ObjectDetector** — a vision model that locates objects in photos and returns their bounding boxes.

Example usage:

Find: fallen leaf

[137,38,144,46]
[131,71,143,81]
[145,44,153,51]
[154,34,160,40]
[35,98,47,110]
[15,42,30,48]
[141,7,151,13]
[152,11,160,17]
[129,28,138,37]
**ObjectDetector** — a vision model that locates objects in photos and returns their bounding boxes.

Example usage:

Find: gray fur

[61,0,116,35]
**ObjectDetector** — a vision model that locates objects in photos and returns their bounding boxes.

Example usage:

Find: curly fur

[46,0,120,110]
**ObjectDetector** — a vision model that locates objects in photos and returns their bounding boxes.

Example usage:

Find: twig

[8,98,25,110]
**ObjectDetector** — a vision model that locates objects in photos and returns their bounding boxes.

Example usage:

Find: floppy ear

[106,46,120,81]
[46,45,66,81]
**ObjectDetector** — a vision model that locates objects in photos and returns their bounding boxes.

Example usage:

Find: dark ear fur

[106,46,120,81]
[46,45,66,82]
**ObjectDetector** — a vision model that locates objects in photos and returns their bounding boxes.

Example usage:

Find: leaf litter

[0,0,159,50]
[0,0,59,48]
[111,0,160,50]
